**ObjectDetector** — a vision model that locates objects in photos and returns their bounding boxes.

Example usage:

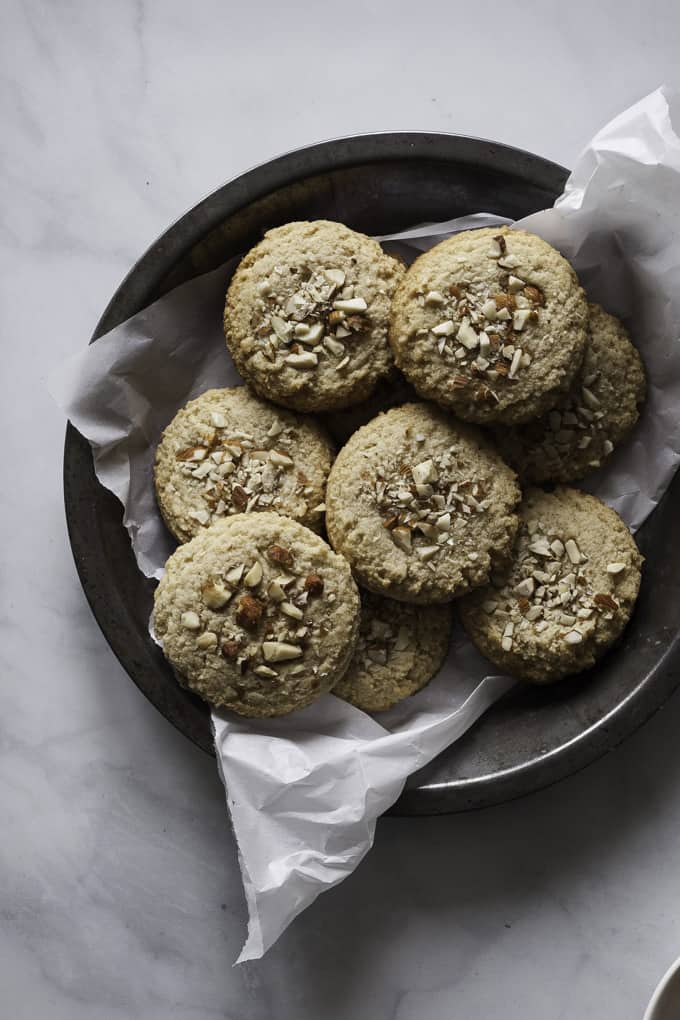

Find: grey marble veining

[2,0,680,1016]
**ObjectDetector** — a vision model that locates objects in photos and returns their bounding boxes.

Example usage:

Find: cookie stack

[153,220,645,719]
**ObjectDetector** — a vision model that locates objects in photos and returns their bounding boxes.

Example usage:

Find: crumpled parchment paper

[49,86,680,961]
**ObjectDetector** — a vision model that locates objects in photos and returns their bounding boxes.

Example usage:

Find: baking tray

[63,132,680,814]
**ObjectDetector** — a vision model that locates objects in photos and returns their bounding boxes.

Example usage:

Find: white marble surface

[3,0,680,1016]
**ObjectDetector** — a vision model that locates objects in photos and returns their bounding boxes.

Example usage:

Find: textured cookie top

[495,303,646,483]
[224,220,404,412]
[154,387,333,542]
[459,487,643,684]
[389,227,588,424]
[154,513,360,717]
[325,402,521,603]
[333,590,452,712]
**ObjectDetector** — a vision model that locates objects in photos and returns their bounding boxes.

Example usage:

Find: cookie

[154,513,360,717]
[389,227,588,424]
[494,303,646,483]
[223,220,404,412]
[154,386,333,542]
[325,402,521,603]
[459,487,642,684]
[334,590,452,712]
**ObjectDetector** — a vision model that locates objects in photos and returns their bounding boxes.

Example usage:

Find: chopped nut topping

[426,244,544,389]
[195,631,218,650]
[269,449,294,467]
[564,539,581,565]
[482,516,622,651]
[523,285,544,305]
[254,665,278,678]
[565,631,583,644]
[285,351,318,368]
[188,508,210,526]
[268,580,286,602]
[412,459,439,485]
[581,386,600,409]
[231,484,249,511]
[304,573,324,596]
[507,275,524,293]
[235,594,264,629]
[374,446,489,559]
[512,309,532,332]
[324,268,346,287]
[607,562,626,575]
[594,593,619,611]
[176,446,207,462]
[243,561,263,587]
[221,639,241,659]
[226,564,244,585]
[267,545,294,568]
[262,641,303,663]
[415,545,439,561]
[498,253,520,270]
[201,580,232,609]
[333,297,367,313]
[391,526,412,552]
[280,602,304,620]
[180,611,201,630]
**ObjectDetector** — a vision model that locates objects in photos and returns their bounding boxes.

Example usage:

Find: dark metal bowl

[63,133,680,814]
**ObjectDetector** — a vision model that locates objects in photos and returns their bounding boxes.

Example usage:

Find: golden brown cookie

[389,227,588,424]
[224,220,404,412]
[325,402,521,603]
[459,487,643,684]
[334,591,452,712]
[154,386,333,542]
[494,303,646,483]
[154,513,360,716]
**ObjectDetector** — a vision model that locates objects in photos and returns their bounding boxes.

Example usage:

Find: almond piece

[176,446,207,462]
[235,595,264,629]
[231,485,248,511]
[221,640,241,659]
[594,593,619,611]
[201,580,232,609]
[195,631,218,650]
[304,573,324,596]
[180,611,201,630]
[267,545,294,568]
[243,561,263,587]
[262,641,303,663]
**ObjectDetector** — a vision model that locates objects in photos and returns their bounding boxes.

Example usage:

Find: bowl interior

[64,133,680,813]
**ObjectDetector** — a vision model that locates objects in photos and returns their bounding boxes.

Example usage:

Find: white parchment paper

[50,87,680,961]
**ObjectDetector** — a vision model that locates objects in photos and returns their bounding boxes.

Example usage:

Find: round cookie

[154,386,333,543]
[389,227,588,424]
[334,590,452,712]
[223,220,405,412]
[494,303,646,483]
[325,402,521,604]
[459,487,643,684]
[154,513,360,717]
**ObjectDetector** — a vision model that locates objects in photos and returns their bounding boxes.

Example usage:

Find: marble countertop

[3,1,680,1016]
